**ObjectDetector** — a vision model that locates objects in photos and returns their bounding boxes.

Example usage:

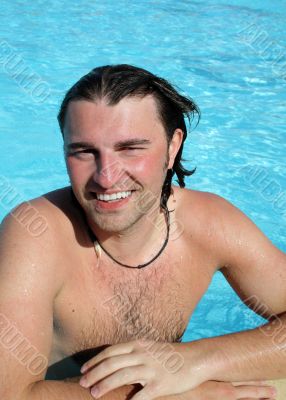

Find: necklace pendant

[94,241,102,258]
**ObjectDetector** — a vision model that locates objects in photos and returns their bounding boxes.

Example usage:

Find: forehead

[63,95,165,142]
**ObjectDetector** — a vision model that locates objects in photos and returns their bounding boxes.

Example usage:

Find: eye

[68,149,97,159]
[121,147,146,153]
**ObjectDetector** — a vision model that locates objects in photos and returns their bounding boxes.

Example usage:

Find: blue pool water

[0,1,285,342]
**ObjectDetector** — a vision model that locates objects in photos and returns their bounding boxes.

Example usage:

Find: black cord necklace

[93,207,170,269]
[70,189,170,269]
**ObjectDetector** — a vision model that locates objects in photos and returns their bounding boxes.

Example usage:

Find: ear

[167,129,184,169]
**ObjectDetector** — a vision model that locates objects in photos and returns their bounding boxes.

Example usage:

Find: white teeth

[96,191,132,201]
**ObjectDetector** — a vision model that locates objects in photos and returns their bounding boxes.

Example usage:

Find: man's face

[63,95,179,233]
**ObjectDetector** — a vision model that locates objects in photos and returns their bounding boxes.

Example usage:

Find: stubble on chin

[85,201,145,234]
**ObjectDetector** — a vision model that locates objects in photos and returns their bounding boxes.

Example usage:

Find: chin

[85,209,133,231]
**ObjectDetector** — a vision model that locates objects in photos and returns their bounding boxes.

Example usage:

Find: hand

[183,380,277,400]
[78,340,212,399]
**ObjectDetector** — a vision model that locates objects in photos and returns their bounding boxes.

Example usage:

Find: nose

[93,153,125,189]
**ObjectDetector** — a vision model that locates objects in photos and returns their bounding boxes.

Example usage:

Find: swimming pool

[0,0,285,342]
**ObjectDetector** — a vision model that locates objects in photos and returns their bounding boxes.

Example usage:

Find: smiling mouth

[93,190,133,202]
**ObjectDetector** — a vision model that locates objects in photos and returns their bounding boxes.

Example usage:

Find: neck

[87,202,169,267]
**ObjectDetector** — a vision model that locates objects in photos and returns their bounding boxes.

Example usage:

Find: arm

[27,379,276,400]
[26,381,137,400]
[187,316,286,383]
[0,203,135,400]
[196,194,286,382]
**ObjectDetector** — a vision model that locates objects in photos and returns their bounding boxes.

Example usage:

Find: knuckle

[137,338,152,347]
[103,358,113,369]
[95,360,110,376]
[253,387,259,396]
[120,367,133,380]
[133,340,142,349]
[97,380,108,392]
[100,347,110,357]
[261,386,274,396]
[136,393,149,400]
[219,384,236,398]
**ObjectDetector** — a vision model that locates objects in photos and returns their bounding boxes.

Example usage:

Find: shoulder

[172,185,225,205]
[1,186,80,235]
[171,185,256,262]
[172,185,238,228]
[173,186,284,266]
[0,187,80,294]
[1,186,74,240]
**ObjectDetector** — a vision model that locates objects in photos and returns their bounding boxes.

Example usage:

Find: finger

[239,398,274,400]
[81,342,134,373]
[90,365,148,399]
[232,380,271,386]
[234,384,277,398]
[80,353,142,388]
[131,384,160,400]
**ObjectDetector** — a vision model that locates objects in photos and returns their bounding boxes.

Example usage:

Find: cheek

[66,158,93,184]
[130,158,150,174]
[129,153,167,182]
[129,155,154,174]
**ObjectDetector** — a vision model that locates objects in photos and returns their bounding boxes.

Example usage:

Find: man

[0,64,285,400]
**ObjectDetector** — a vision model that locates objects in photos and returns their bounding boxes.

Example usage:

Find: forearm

[25,380,190,400]
[197,312,286,382]
[25,380,138,400]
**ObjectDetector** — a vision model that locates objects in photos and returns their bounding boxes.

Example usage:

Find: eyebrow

[114,139,151,149]
[65,139,151,151]
[65,142,95,151]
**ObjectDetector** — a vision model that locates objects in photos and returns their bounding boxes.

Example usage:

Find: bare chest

[51,246,214,364]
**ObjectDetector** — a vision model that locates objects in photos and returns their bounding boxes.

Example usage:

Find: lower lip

[92,193,133,210]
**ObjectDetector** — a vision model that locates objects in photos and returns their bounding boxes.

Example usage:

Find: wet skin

[1,96,285,398]
[46,96,217,378]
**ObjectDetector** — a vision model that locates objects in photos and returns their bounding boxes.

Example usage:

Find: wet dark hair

[58,64,200,210]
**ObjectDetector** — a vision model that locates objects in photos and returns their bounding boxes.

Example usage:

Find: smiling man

[0,64,286,400]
